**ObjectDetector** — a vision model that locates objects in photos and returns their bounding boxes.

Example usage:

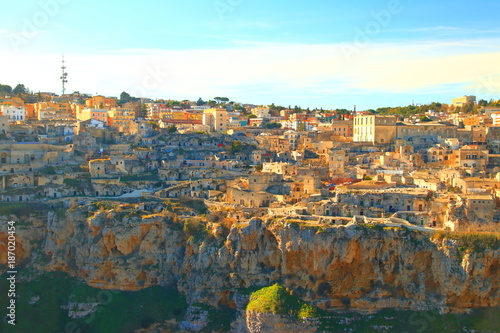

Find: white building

[191,105,211,111]
[280,120,298,130]
[484,107,500,116]
[353,115,398,144]
[1,106,26,121]
[83,119,105,129]
[491,112,500,126]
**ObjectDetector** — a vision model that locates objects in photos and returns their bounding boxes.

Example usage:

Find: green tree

[232,141,242,152]
[196,97,206,106]
[264,122,282,129]
[462,103,474,114]
[167,125,177,133]
[138,104,148,119]
[120,91,132,104]
[269,103,285,117]
[13,84,27,95]
[233,104,246,113]
[213,97,229,106]
[148,121,159,130]
[0,84,12,93]
[477,99,487,108]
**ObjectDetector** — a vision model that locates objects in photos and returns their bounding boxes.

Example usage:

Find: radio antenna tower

[60,55,68,95]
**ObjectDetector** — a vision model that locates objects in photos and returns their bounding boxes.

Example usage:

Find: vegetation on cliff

[0,271,186,333]
[247,283,320,319]
[432,231,500,252]
[0,202,48,217]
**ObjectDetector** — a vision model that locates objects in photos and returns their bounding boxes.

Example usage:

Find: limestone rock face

[2,209,499,313]
[7,207,185,291]
[0,216,45,265]
[230,311,317,333]
[178,220,500,313]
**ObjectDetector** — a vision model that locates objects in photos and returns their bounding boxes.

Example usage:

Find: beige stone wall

[227,187,275,207]
[466,195,495,221]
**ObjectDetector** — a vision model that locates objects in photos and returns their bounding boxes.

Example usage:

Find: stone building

[88,159,112,178]
[465,195,495,221]
[353,115,398,144]
[395,122,457,147]
[455,145,489,172]
[202,108,229,133]
[0,143,74,174]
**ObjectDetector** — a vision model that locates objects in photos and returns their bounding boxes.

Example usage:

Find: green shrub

[63,178,81,188]
[246,284,320,319]
[39,166,56,175]
[183,218,207,240]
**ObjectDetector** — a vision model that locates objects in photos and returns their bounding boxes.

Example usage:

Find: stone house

[465,194,495,221]
[88,159,113,178]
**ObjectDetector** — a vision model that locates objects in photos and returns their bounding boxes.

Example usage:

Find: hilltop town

[0,87,499,233]
[2,85,500,331]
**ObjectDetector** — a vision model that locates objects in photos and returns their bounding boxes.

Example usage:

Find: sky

[1,0,499,110]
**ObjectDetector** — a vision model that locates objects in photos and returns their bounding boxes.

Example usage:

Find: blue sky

[1,0,499,109]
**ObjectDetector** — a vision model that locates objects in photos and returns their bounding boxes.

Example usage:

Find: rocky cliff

[1,203,499,316]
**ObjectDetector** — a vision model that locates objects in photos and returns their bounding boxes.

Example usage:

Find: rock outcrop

[231,311,317,333]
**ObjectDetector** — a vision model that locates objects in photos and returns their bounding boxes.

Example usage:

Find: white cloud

[0,39,499,103]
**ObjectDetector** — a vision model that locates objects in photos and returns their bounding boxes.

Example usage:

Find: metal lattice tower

[60,55,68,95]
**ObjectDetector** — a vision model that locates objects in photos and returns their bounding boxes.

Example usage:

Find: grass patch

[63,178,82,189]
[316,307,500,332]
[0,202,48,217]
[0,270,187,333]
[246,284,320,319]
[39,166,56,175]
[432,231,500,253]
[178,199,208,214]
[183,218,209,241]
[54,208,66,218]
[92,200,120,211]
[358,223,384,231]
[120,173,158,182]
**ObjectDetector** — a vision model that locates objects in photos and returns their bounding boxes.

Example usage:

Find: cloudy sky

[1,0,499,109]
